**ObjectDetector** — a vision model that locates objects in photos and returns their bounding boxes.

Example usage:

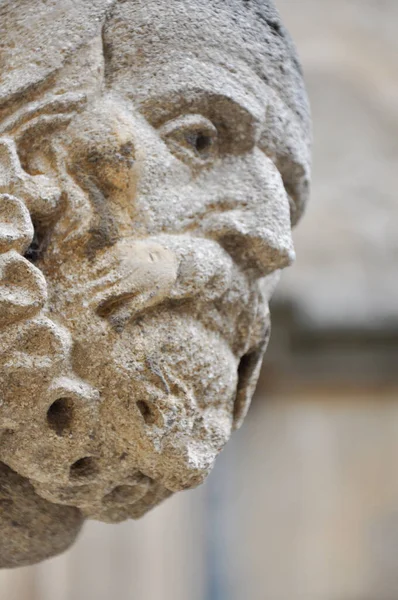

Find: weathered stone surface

[0,463,83,569]
[0,0,310,566]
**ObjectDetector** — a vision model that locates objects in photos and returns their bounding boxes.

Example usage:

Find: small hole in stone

[24,221,48,263]
[136,400,155,425]
[195,134,212,152]
[47,398,74,436]
[69,457,98,481]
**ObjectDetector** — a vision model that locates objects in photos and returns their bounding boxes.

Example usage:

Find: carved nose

[201,209,295,277]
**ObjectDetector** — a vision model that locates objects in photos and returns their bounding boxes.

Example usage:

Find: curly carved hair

[0,89,98,565]
[0,90,103,488]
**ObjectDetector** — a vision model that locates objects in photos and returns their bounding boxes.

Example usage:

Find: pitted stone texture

[0,0,310,566]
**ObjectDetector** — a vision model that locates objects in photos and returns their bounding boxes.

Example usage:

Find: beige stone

[0,0,310,566]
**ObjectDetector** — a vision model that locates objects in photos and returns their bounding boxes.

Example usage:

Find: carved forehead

[0,0,308,129]
[102,0,310,132]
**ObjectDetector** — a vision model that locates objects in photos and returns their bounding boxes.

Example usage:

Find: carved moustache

[75,234,238,328]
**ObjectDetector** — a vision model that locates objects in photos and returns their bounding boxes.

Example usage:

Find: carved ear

[0,141,51,328]
[0,137,62,220]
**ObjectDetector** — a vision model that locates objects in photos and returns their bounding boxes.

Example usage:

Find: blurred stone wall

[276,0,398,332]
[222,3,398,598]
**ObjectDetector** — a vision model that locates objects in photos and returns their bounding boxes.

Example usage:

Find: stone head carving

[0,0,310,566]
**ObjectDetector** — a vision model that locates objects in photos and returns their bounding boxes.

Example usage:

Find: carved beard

[31,223,269,521]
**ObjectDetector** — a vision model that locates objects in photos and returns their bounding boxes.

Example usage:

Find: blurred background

[2,0,398,598]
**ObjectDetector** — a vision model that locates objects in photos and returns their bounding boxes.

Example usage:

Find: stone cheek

[0,0,310,567]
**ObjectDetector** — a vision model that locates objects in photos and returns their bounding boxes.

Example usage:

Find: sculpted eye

[159,114,218,163]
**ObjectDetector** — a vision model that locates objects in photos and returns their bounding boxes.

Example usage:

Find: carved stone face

[0,0,310,560]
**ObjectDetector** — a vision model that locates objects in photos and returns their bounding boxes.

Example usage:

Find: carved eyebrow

[137,89,261,130]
